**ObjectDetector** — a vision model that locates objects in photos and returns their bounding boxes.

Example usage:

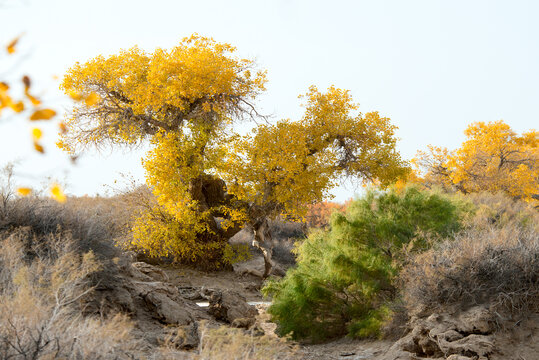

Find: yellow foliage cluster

[225,86,408,219]
[412,120,538,205]
[60,34,267,153]
[131,125,244,264]
[60,35,408,265]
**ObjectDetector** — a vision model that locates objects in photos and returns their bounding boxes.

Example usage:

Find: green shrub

[263,187,466,342]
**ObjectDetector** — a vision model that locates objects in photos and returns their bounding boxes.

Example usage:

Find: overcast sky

[1,0,538,201]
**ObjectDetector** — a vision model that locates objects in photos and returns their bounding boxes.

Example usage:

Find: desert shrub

[402,226,539,315]
[268,219,305,266]
[0,194,133,260]
[0,228,143,359]
[155,323,298,360]
[269,218,305,239]
[402,193,539,317]
[263,187,466,341]
[0,181,148,358]
[0,164,16,219]
[465,191,539,231]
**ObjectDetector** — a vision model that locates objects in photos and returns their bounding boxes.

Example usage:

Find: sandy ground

[162,265,264,302]
[299,338,393,360]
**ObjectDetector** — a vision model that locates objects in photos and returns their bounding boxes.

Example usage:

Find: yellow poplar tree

[413,120,538,206]
[60,35,409,274]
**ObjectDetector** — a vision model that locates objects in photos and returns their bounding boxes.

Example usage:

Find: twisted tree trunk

[251,217,274,279]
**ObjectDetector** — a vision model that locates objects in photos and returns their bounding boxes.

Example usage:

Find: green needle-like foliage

[263,187,466,341]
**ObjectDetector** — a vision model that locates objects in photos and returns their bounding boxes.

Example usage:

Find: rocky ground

[161,256,397,359]
[79,247,539,359]
[161,261,395,359]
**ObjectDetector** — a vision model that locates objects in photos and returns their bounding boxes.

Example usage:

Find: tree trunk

[251,217,274,279]
[189,174,244,239]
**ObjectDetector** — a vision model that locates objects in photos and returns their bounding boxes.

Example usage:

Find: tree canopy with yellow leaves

[58,35,266,152]
[60,35,409,274]
[413,120,538,205]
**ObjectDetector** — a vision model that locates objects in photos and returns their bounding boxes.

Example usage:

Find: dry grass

[155,324,300,360]
[465,191,539,231]
[0,228,144,359]
[398,192,539,331]
[197,326,298,360]
[0,164,148,261]
[0,168,150,358]
[1,197,121,260]
[402,225,539,317]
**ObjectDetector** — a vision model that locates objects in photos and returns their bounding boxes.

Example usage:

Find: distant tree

[60,35,409,273]
[306,201,345,229]
[305,200,351,228]
[413,121,538,206]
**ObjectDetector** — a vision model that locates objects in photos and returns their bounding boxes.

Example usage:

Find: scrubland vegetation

[0,193,140,358]
[1,180,537,359]
[402,192,539,316]
[265,188,539,343]
[264,187,467,341]
[0,186,301,359]
[2,33,538,359]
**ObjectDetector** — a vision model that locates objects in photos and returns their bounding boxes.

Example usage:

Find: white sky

[1,0,538,201]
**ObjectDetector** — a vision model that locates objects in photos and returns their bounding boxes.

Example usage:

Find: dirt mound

[79,260,265,352]
[80,260,209,349]
[490,315,539,360]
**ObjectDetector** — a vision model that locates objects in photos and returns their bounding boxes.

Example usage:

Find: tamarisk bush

[263,187,466,341]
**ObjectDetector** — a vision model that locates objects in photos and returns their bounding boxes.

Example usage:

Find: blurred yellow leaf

[21,76,41,105]
[85,92,100,106]
[67,90,82,101]
[30,108,56,120]
[50,184,66,203]
[32,127,42,141]
[6,36,20,54]
[33,141,44,153]
[9,101,24,113]
[26,93,41,106]
[0,82,9,92]
[16,187,32,196]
